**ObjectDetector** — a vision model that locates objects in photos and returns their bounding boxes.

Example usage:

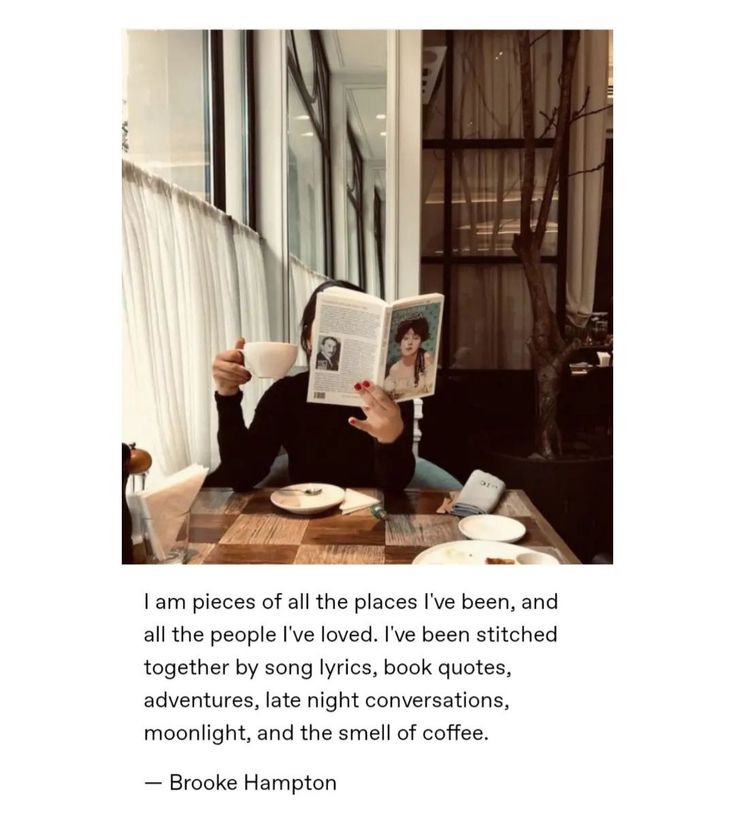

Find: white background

[2,2,734,815]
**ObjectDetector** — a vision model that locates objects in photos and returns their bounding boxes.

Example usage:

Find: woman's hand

[348,380,404,444]
[213,337,251,396]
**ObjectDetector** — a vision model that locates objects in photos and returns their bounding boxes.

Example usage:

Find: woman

[384,317,434,399]
[212,281,415,491]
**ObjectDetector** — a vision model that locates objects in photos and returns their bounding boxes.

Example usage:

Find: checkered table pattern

[133,488,580,565]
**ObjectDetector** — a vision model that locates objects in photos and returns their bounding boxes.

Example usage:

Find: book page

[383,293,444,402]
[307,288,387,407]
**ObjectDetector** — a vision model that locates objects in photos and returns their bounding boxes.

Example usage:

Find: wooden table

[134,488,580,565]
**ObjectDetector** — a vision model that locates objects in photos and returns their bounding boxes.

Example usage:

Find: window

[124,30,212,201]
[420,30,567,369]
[123,30,256,227]
[287,31,333,276]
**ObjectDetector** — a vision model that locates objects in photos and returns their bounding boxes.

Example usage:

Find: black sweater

[215,372,415,491]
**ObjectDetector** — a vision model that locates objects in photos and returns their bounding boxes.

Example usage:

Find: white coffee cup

[242,342,298,379]
[597,351,611,367]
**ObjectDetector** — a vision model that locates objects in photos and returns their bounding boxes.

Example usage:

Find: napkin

[450,469,506,517]
[132,464,209,562]
[340,488,379,515]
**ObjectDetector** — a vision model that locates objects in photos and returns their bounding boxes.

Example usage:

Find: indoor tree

[512,30,607,459]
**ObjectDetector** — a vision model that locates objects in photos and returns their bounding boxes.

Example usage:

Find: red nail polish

[354,382,362,391]
[362,380,370,388]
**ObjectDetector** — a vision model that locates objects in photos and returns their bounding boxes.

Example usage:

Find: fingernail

[354,383,362,391]
[362,380,370,388]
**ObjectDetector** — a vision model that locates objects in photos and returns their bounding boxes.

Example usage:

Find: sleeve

[215,383,288,491]
[373,399,415,491]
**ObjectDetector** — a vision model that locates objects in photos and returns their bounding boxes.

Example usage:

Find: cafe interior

[122,30,613,566]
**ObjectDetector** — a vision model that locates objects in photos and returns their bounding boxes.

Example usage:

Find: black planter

[474,439,613,564]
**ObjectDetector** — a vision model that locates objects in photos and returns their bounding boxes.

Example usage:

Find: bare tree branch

[534,31,580,245]
[539,106,558,138]
[570,102,613,124]
[572,87,591,120]
[513,30,587,457]
[529,31,550,48]
[567,160,606,179]
[517,32,536,243]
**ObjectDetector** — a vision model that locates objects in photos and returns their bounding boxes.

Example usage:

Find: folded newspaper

[307,288,444,406]
[132,464,209,562]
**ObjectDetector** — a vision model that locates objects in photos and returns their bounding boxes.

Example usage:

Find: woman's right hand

[213,337,251,396]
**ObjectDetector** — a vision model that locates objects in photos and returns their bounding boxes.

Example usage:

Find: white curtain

[566,30,610,326]
[289,254,328,367]
[450,266,557,369]
[122,160,271,483]
[423,32,563,369]
[453,30,562,139]
[452,30,609,329]
[423,31,608,366]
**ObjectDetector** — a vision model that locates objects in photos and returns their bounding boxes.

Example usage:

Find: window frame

[242,30,257,230]
[286,30,334,277]
[209,30,257,228]
[122,29,256,225]
[346,123,366,289]
[421,29,569,370]
[373,187,386,299]
[209,31,226,211]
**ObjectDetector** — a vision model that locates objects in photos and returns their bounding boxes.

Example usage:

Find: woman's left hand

[348,381,404,444]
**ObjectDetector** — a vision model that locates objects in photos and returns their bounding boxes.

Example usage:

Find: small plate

[413,540,555,565]
[270,484,345,516]
[458,514,526,543]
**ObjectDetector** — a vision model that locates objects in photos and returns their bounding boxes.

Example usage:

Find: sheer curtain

[566,30,609,326]
[450,266,557,369]
[453,30,561,139]
[444,32,562,369]
[453,30,608,327]
[122,160,270,484]
[425,31,607,366]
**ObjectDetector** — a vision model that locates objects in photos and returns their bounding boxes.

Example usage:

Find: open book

[307,288,444,406]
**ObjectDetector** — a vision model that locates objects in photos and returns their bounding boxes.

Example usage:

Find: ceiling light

[380,131,386,137]
[294,115,310,120]
[376,114,386,120]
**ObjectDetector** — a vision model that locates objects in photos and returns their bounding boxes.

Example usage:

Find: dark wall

[419,370,536,482]
[594,138,614,328]
[419,369,613,562]
[420,368,612,480]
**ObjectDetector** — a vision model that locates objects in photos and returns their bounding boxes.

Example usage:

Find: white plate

[458,514,526,543]
[270,484,345,516]
[413,540,558,565]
